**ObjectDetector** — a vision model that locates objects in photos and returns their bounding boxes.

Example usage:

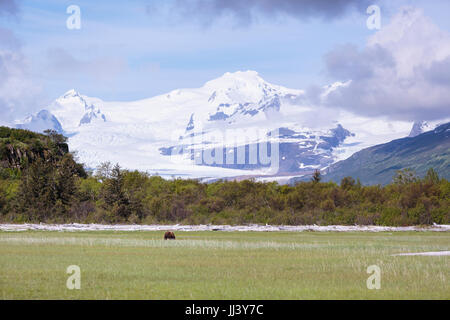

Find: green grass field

[0,230,448,299]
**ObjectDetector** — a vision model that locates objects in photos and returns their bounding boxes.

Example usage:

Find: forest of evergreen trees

[0,127,449,226]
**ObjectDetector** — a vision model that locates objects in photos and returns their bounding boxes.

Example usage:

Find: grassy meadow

[0,230,448,299]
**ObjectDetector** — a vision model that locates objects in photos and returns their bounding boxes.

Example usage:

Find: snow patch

[392,251,450,256]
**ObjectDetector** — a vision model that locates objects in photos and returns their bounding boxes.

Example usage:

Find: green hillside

[323,122,450,185]
[0,127,69,172]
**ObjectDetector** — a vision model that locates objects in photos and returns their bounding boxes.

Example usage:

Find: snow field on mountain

[15,70,440,179]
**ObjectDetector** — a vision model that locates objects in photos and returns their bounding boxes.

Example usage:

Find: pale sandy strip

[1,223,449,232]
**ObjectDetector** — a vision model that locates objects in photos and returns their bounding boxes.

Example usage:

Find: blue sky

[1,0,450,120]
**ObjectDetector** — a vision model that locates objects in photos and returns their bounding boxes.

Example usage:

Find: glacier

[13,70,434,181]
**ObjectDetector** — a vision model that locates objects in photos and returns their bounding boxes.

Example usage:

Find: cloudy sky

[1,0,450,122]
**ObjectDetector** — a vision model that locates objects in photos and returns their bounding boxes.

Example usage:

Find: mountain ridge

[12,70,444,180]
[322,122,450,185]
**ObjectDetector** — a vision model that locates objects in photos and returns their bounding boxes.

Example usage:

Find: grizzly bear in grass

[164,231,176,240]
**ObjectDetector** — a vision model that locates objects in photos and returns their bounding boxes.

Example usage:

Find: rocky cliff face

[0,127,69,171]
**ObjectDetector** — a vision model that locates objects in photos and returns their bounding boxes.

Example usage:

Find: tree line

[0,127,448,226]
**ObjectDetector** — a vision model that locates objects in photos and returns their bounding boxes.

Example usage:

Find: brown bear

[164,231,176,240]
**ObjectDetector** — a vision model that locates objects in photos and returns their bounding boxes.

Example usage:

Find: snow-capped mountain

[16,110,63,133]
[13,70,438,180]
[323,122,450,185]
[15,89,107,133]
[50,89,107,130]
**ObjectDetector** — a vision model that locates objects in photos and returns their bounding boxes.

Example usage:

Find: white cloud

[0,49,43,122]
[0,26,44,122]
[322,7,450,121]
[0,2,43,123]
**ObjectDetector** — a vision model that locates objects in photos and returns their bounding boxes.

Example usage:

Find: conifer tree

[312,169,321,183]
